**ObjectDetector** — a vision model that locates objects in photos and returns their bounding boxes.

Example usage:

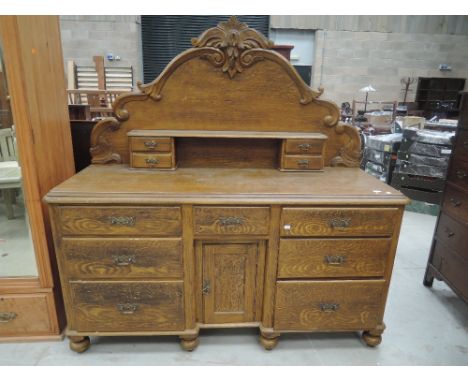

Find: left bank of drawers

[274,207,399,331]
[53,205,185,332]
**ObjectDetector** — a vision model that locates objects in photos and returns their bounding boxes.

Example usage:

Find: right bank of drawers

[55,205,185,333]
[274,207,398,331]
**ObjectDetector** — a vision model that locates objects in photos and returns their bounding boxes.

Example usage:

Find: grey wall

[59,15,143,86]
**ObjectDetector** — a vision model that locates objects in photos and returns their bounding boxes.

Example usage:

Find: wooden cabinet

[45,17,407,352]
[424,92,468,302]
[0,16,74,341]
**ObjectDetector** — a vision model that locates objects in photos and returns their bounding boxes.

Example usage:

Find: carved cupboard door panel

[200,241,265,324]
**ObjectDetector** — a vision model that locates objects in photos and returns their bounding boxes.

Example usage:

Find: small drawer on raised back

[131,153,175,169]
[58,206,182,236]
[193,206,270,235]
[61,238,183,279]
[274,280,385,331]
[278,238,391,278]
[284,139,325,155]
[130,137,173,152]
[281,155,324,171]
[69,281,185,332]
[280,207,399,237]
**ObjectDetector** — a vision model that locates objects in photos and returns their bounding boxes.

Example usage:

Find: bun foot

[180,335,199,351]
[260,333,279,350]
[362,323,385,347]
[68,336,91,353]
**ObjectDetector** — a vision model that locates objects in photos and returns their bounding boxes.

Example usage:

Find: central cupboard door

[199,241,265,324]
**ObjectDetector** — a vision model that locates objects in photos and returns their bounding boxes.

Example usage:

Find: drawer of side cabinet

[431,240,468,301]
[435,212,468,261]
[130,137,173,152]
[442,185,468,223]
[57,206,182,236]
[0,294,53,336]
[193,206,270,235]
[280,208,399,237]
[278,238,391,278]
[131,153,175,169]
[69,281,185,332]
[453,129,468,162]
[274,280,385,331]
[61,238,183,279]
[447,159,468,192]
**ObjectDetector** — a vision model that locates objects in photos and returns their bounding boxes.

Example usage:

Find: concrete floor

[0,210,467,365]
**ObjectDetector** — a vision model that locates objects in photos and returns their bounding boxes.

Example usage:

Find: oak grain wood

[274,280,386,331]
[278,238,391,278]
[194,206,270,235]
[280,207,399,237]
[61,238,183,279]
[70,280,185,332]
[58,206,182,236]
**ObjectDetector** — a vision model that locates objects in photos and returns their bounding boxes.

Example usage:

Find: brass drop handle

[450,198,461,207]
[202,280,211,295]
[324,255,346,265]
[297,159,310,167]
[456,170,467,179]
[218,216,244,226]
[108,216,136,226]
[144,140,158,149]
[319,303,340,312]
[117,303,139,314]
[329,217,351,228]
[112,254,136,266]
[298,143,312,151]
[0,312,17,323]
[145,158,159,165]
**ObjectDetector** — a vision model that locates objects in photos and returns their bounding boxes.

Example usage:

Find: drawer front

[431,241,468,301]
[282,155,324,171]
[284,139,325,155]
[453,129,468,162]
[274,280,385,331]
[131,153,174,169]
[193,206,270,235]
[0,294,53,336]
[61,238,183,279]
[278,238,391,278]
[447,159,468,191]
[58,206,182,236]
[442,185,468,223]
[281,208,399,237]
[130,137,173,152]
[435,212,468,260]
[70,281,185,332]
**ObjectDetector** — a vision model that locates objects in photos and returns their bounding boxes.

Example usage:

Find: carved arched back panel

[91,17,361,167]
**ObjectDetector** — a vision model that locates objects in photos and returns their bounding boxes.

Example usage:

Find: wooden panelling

[194,207,270,235]
[278,238,391,278]
[130,137,173,152]
[274,280,385,331]
[0,294,53,336]
[61,238,183,279]
[70,281,185,332]
[201,241,264,324]
[58,206,182,236]
[280,207,398,237]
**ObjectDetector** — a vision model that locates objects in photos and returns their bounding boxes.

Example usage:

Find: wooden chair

[0,127,22,219]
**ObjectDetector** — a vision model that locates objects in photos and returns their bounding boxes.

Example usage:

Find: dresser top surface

[45,165,408,205]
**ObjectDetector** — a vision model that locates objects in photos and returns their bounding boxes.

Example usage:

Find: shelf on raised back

[127,129,328,171]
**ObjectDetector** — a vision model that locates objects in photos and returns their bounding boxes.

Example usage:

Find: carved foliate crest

[191,16,274,78]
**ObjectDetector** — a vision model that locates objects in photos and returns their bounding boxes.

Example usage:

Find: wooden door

[200,241,265,324]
